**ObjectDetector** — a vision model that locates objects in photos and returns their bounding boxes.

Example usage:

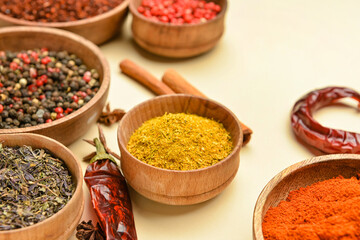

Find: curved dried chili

[84,138,137,240]
[291,86,360,154]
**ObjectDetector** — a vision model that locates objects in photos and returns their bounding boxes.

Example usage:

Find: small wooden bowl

[0,26,110,146]
[117,94,243,205]
[0,133,83,240]
[253,154,360,240]
[129,0,227,58]
[0,0,129,45]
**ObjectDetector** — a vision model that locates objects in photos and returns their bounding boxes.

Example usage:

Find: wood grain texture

[0,26,110,146]
[253,154,360,240]
[0,133,84,240]
[120,59,175,95]
[0,1,129,45]
[162,69,253,145]
[117,94,243,205]
[129,0,227,58]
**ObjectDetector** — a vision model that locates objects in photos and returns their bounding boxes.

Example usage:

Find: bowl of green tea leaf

[118,94,243,205]
[0,133,83,240]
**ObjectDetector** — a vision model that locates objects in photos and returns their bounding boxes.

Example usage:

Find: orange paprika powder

[262,175,360,240]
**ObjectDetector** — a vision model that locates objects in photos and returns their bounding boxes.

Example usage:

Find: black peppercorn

[0,48,100,129]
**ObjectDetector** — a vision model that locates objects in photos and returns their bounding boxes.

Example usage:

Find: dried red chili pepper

[84,138,137,240]
[291,86,360,154]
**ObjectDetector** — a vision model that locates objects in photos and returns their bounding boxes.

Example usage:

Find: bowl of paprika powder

[0,0,130,45]
[129,0,227,58]
[0,26,110,146]
[253,154,360,240]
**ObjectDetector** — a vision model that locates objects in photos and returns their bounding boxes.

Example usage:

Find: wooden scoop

[119,59,253,145]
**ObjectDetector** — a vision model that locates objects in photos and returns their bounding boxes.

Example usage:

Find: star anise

[76,220,105,240]
[97,103,126,126]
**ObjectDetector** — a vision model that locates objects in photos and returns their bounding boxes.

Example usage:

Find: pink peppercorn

[30,51,38,60]
[9,62,18,70]
[41,56,52,65]
[56,113,65,119]
[83,71,91,83]
[30,68,37,78]
[71,95,79,103]
[65,108,73,114]
[138,0,221,24]
[54,107,64,114]
[27,84,37,92]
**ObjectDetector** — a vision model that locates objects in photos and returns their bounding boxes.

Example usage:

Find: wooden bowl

[0,133,83,240]
[0,26,110,146]
[117,94,243,205]
[253,154,360,240]
[0,0,129,45]
[129,0,227,58]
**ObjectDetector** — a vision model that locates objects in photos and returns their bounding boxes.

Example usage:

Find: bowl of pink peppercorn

[129,0,227,58]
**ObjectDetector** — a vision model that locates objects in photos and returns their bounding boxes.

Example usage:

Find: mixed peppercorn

[0,48,100,129]
[0,0,124,23]
[138,0,222,24]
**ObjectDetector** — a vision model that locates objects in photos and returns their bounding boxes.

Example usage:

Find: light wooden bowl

[117,94,243,205]
[129,0,227,58]
[0,0,129,45]
[0,26,110,146]
[0,133,84,240]
[253,154,360,240]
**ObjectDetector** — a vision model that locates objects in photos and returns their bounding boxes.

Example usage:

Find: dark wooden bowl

[118,94,243,205]
[0,133,83,240]
[253,154,360,240]
[129,0,227,58]
[0,0,130,45]
[0,26,110,146]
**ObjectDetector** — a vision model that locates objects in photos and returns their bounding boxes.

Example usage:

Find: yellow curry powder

[127,113,233,170]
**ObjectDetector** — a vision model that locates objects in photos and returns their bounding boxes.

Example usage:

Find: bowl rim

[0,26,110,136]
[117,93,243,173]
[0,133,83,235]
[129,0,228,28]
[0,0,130,27]
[252,153,360,240]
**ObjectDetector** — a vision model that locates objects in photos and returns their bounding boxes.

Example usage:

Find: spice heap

[0,144,74,230]
[127,113,233,170]
[138,0,222,24]
[262,175,360,240]
[0,0,124,22]
[0,48,100,129]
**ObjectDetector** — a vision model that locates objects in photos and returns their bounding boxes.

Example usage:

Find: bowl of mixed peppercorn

[0,26,110,146]
[0,0,130,45]
[117,94,243,205]
[129,0,227,58]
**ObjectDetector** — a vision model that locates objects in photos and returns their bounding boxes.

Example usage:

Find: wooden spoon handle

[162,69,253,145]
[119,59,175,95]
